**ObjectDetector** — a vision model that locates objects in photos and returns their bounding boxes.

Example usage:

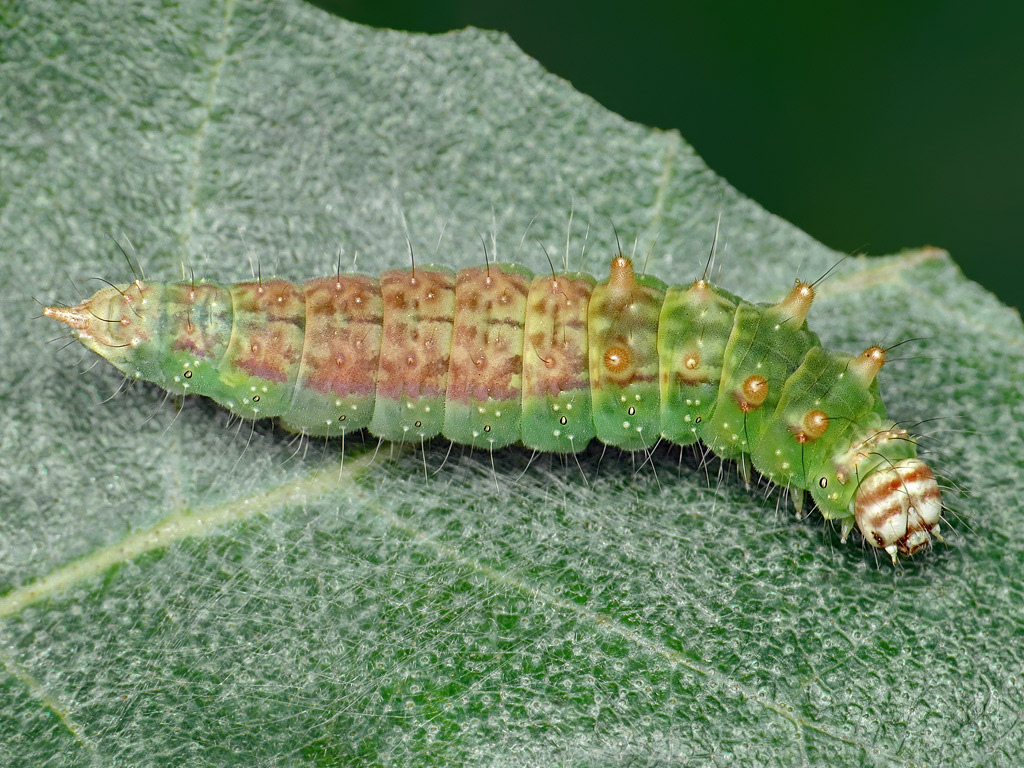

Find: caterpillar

[45,248,944,563]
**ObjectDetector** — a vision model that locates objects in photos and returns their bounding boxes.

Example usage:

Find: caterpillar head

[854,458,943,563]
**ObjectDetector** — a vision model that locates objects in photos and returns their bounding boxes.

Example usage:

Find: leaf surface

[1,1,1022,765]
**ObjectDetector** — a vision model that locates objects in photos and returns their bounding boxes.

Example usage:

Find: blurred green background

[315,0,1023,313]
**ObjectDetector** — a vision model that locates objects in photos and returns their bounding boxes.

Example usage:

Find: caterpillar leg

[791,487,805,517]
[839,516,855,545]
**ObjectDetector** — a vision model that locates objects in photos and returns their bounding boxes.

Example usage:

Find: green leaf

[2,1,1022,765]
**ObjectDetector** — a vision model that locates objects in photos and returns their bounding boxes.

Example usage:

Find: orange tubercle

[776,281,815,324]
[738,374,769,411]
[608,256,635,292]
[793,409,829,443]
[603,345,631,373]
[849,346,886,385]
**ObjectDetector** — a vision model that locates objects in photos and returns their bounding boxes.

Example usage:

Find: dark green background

[318,0,1024,312]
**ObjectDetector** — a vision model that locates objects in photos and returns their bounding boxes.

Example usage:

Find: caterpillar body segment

[521,271,596,453]
[45,255,943,562]
[282,275,383,436]
[656,278,739,447]
[588,256,666,451]
[703,292,821,462]
[370,268,455,442]
[444,264,531,449]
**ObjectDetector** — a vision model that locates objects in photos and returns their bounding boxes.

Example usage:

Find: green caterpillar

[45,252,943,563]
